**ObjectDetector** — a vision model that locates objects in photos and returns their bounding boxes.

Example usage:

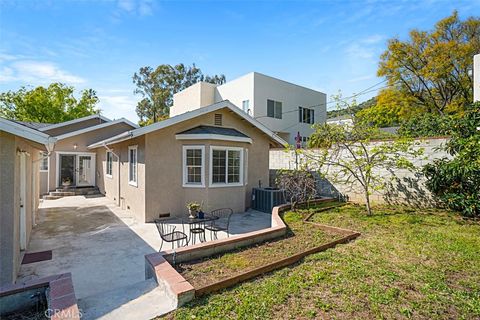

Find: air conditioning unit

[251,187,286,213]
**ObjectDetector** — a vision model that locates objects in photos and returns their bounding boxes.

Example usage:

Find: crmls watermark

[45,308,83,318]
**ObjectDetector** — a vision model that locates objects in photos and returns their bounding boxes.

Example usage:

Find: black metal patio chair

[205,208,233,240]
[154,219,188,251]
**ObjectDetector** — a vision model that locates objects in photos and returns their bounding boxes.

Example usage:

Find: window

[242,100,250,113]
[106,151,113,177]
[128,146,138,186]
[299,107,315,124]
[267,99,282,119]
[210,147,243,186]
[39,152,48,171]
[182,146,205,187]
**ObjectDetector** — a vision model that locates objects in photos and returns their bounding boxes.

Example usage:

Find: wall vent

[214,113,222,126]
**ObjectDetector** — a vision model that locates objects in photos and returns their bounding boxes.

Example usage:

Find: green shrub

[398,113,455,138]
[422,102,480,217]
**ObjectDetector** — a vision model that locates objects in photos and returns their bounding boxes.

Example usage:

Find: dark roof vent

[214,113,222,126]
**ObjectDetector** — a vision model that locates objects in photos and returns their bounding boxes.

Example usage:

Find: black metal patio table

[181,215,219,244]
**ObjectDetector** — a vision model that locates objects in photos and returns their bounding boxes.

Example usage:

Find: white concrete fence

[269,137,450,207]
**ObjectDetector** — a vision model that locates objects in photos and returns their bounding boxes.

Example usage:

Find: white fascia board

[38,114,111,132]
[175,133,252,144]
[87,131,133,149]
[86,100,288,148]
[55,118,137,140]
[0,117,57,146]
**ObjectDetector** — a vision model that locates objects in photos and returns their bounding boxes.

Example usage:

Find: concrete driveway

[17,195,271,319]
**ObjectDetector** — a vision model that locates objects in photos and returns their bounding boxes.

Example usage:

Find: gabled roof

[0,117,56,149]
[88,100,287,149]
[38,114,110,132]
[54,118,138,140]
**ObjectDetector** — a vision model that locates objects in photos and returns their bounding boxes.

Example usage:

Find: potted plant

[186,201,201,218]
[62,177,71,188]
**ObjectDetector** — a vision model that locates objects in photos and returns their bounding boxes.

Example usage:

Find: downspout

[103,143,121,207]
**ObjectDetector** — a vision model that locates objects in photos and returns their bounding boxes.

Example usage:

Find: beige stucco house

[34,114,137,195]
[89,100,286,223]
[0,115,136,285]
[0,118,56,285]
[0,101,285,285]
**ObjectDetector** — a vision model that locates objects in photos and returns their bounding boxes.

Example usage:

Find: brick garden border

[145,198,360,307]
[0,273,79,320]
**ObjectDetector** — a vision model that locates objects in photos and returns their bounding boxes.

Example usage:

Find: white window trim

[39,152,49,172]
[128,145,138,187]
[106,150,113,178]
[209,146,244,188]
[182,145,205,188]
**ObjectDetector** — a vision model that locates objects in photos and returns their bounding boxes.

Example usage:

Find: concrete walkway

[17,196,271,319]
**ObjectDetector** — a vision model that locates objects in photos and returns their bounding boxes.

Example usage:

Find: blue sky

[0,0,478,122]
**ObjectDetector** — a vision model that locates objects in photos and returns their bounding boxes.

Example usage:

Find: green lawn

[164,204,480,320]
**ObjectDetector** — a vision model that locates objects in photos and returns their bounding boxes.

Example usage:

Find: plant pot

[188,209,198,219]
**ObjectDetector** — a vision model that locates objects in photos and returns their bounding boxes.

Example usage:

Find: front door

[77,155,94,186]
[60,155,75,186]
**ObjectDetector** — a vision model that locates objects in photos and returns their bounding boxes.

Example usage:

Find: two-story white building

[171,72,327,144]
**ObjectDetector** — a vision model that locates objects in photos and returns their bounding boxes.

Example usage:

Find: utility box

[251,187,286,213]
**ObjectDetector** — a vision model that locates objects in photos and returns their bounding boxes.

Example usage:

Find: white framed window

[299,106,314,124]
[210,146,244,187]
[182,146,205,187]
[128,145,138,187]
[106,151,113,178]
[39,152,48,171]
[267,99,282,119]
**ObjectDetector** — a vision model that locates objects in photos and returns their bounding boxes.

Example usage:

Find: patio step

[44,187,102,200]
[77,278,175,320]
[49,191,76,197]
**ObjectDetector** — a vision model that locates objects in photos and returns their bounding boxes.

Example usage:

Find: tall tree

[132,63,226,126]
[306,122,422,215]
[378,11,480,115]
[0,83,99,123]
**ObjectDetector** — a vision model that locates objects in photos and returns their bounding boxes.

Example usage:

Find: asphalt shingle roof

[177,125,250,138]
[12,120,51,131]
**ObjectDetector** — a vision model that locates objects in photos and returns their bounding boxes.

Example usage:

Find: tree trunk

[364,188,372,216]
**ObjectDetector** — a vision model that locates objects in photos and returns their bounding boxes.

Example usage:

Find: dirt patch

[175,208,344,289]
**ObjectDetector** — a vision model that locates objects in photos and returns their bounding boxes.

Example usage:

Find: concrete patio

[17,195,271,319]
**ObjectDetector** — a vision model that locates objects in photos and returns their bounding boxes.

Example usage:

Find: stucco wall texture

[0,131,43,285]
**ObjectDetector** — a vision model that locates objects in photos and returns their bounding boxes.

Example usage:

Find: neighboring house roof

[176,125,252,144]
[0,117,56,149]
[379,126,400,135]
[12,120,52,130]
[88,100,287,149]
[326,115,353,122]
[38,114,110,132]
[54,118,139,140]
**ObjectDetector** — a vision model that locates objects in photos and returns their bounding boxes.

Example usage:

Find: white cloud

[348,75,375,83]
[0,59,85,84]
[360,34,386,44]
[98,93,139,122]
[116,0,154,16]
